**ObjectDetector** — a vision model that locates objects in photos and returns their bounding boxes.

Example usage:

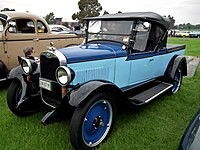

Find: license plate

[39,78,52,91]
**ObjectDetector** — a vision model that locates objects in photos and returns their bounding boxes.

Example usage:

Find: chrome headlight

[56,66,74,86]
[21,58,32,75]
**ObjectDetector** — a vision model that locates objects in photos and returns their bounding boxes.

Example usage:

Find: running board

[129,82,173,105]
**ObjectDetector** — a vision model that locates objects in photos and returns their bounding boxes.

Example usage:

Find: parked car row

[169,30,200,38]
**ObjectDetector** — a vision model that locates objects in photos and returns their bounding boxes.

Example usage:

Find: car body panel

[179,109,200,150]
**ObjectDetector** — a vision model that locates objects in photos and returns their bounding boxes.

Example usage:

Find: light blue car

[189,31,200,38]
[7,12,187,150]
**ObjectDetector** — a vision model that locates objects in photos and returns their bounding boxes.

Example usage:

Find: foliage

[168,15,175,29]
[174,23,200,30]
[45,12,56,24]
[1,8,15,11]
[62,22,69,28]
[72,0,102,26]
[103,10,109,15]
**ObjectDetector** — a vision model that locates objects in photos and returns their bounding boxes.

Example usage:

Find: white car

[49,24,72,34]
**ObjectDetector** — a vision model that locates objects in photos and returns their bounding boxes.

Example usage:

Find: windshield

[0,17,6,32]
[87,20,133,44]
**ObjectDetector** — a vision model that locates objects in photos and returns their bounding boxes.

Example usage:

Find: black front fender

[69,80,124,107]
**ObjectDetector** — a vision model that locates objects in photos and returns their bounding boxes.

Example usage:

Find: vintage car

[179,109,200,150]
[189,31,200,38]
[7,12,187,150]
[0,11,83,81]
[175,31,190,37]
[49,24,73,34]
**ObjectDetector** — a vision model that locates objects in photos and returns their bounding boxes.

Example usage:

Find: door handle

[149,58,154,62]
[33,38,39,42]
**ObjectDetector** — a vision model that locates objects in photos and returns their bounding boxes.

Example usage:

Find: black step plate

[129,82,172,105]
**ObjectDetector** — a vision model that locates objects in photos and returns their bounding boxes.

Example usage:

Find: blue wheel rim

[172,69,181,93]
[82,100,113,147]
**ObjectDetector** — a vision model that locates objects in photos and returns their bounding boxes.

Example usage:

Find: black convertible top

[85,12,170,30]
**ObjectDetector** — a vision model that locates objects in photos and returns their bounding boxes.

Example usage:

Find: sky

[0,0,200,25]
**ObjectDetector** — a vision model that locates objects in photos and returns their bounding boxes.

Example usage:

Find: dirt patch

[186,56,200,77]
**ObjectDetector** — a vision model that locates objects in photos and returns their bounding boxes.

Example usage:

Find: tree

[72,0,102,26]
[103,10,109,15]
[62,22,69,28]
[168,15,175,29]
[45,12,56,24]
[1,8,15,11]
[117,11,122,13]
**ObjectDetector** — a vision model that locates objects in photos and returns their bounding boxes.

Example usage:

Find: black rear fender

[165,55,187,81]
[69,80,125,107]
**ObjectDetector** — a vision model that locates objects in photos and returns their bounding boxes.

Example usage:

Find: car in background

[49,24,73,34]
[189,31,200,38]
[175,31,191,37]
[0,11,83,81]
[179,109,200,150]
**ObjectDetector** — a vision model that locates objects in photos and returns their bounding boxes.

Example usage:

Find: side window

[37,21,48,33]
[132,21,151,52]
[146,24,165,51]
[9,19,35,33]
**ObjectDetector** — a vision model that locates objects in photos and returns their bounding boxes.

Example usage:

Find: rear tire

[169,67,182,94]
[70,92,116,150]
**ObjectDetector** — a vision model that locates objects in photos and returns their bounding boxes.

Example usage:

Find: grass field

[0,38,200,150]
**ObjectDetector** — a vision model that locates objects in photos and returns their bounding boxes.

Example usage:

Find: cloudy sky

[0,0,200,25]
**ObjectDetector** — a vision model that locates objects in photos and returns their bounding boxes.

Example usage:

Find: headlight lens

[56,66,73,86]
[21,58,32,75]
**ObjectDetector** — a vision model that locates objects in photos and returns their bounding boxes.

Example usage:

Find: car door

[5,18,37,70]
[128,21,155,86]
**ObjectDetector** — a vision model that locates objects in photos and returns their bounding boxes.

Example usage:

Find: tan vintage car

[0,11,83,81]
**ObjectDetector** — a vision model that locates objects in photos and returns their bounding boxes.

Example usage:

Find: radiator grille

[40,52,62,108]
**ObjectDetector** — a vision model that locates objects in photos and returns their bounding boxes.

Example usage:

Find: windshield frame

[86,19,134,45]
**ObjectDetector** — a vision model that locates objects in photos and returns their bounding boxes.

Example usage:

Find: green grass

[0,38,200,150]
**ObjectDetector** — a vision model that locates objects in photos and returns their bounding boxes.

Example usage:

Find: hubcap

[82,100,113,147]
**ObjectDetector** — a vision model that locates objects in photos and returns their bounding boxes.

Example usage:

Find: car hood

[58,42,127,64]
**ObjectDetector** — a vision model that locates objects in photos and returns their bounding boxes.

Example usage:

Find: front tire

[70,92,116,150]
[7,79,40,116]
